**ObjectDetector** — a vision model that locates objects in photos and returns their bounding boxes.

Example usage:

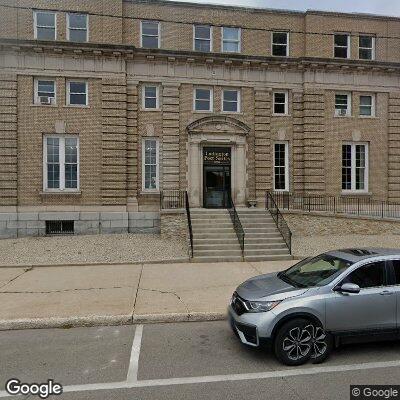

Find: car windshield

[278,254,354,288]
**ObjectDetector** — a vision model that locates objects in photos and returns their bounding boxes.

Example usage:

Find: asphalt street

[1,321,400,399]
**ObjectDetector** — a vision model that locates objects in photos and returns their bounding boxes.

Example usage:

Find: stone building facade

[1,0,400,237]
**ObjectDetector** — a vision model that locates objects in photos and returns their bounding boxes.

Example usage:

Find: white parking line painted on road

[1,359,398,398]
[126,324,143,383]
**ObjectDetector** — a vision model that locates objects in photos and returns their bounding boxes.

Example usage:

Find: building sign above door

[203,147,231,165]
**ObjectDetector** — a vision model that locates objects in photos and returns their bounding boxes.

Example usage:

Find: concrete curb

[0,312,227,331]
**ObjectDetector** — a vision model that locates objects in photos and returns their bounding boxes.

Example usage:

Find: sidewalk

[0,260,297,330]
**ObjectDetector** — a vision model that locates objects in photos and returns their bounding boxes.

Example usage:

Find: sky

[169,0,400,17]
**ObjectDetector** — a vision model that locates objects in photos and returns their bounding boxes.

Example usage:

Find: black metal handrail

[265,191,292,254]
[160,190,185,209]
[185,191,194,258]
[227,192,245,259]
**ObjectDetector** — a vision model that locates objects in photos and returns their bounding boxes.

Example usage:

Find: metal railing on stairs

[265,191,292,254]
[185,191,194,259]
[227,192,245,259]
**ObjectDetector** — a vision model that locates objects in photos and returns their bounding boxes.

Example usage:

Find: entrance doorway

[203,147,231,208]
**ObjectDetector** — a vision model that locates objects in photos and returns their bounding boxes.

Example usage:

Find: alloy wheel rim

[282,326,312,361]
[304,324,327,359]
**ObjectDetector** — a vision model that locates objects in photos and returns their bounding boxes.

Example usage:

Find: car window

[342,261,385,289]
[391,259,400,285]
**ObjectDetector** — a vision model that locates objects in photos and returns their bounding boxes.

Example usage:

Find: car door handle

[379,290,394,296]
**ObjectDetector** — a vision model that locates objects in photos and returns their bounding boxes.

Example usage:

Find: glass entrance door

[203,165,231,208]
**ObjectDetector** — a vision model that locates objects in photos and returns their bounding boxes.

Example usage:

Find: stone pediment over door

[187,116,250,136]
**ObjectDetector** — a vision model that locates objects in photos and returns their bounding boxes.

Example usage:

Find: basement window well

[45,220,75,235]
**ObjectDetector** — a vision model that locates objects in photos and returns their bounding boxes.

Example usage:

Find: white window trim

[193,25,213,52]
[142,85,160,110]
[359,94,376,118]
[43,135,80,192]
[66,13,89,42]
[140,20,160,49]
[221,26,241,53]
[271,31,289,57]
[66,80,88,106]
[272,91,289,115]
[193,87,213,112]
[273,141,289,192]
[334,33,350,59]
[334,92,352,117]
[359,35,375,60]
[141,138,160,192]
[342,142,369,194]
[34,77,56,105]
[221,89,240,113]
[33,10,57,40]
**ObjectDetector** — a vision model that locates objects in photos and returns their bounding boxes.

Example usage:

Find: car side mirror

[336,283,361,294]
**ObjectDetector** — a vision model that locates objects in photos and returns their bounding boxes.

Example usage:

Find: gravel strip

[293,234,400,258]
[0,234,188,267]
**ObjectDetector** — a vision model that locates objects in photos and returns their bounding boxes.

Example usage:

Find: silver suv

[229,248,400,366]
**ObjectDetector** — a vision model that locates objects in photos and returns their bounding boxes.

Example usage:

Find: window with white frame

[274,142,289,191]
[194,25,212,52]
[142,138,159,191]
[67,81,88,106]
[34,78,56,105]
[142,85,159,109]
[222,89,240,113]
[359,95,375,117]
[34,11,56,40]
[44,136,79,191]
[335,93,351,117]
[272,32,289,57]
[141,21,160,48]
[67,13,88,42]
[194,88,212,111]
[342,143,368,192]
[273,91,288,115]
[359,35,375,60]
[334,34,350,58]
[222,27,240,53]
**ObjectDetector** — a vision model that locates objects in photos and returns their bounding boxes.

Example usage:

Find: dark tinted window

[343,261,385,288]
[391,260,400,285]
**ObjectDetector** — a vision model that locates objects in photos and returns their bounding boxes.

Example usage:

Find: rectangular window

[222,89,240,113]
[44,136,79,191]
[142,85,159,109]
[142,138,159,191]
[274,142,289,191]
[391,260,400,285]
[359,95,375,117]
[141,21,160,48]
[335,93,351,117]
[194,25,212,52]
[273,91,288,115]
[67,13,88,42]
[334,34,350,58]
[67,81,88,106]
[272,32,289,57]
[34,11,56,40]
[34,78,56,105]
[342,143,368,192]
[222,27,240,53]
[359,35,375,60]
[194,88,212,111]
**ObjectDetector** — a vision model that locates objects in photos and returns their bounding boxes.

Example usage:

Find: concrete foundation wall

[0,211,160,238]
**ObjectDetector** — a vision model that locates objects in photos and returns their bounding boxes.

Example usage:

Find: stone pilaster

[292,90,304,192]
[388,92,400,202]
[101,76,127,205]
[254,88,271,204]
[162,83,181,190]
[303,89,325,193]
[0,73,17,206]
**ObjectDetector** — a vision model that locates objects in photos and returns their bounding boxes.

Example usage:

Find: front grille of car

[235,322,258,345]
[231,292,248,315]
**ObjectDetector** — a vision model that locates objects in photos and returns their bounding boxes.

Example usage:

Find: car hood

[236,272,309,301]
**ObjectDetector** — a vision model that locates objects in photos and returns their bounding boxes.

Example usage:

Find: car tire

[274,318,313,366]
[304,322,333,364]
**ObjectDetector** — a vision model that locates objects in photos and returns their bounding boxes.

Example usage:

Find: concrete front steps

[190,208,292,262]
[237,209,292,262]
[191,209,242,263]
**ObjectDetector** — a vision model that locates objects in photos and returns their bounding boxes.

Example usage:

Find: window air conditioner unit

[336,108,347,117]
[39,96,55,105]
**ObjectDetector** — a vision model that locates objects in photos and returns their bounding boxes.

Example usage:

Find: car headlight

[247,300,281,313]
